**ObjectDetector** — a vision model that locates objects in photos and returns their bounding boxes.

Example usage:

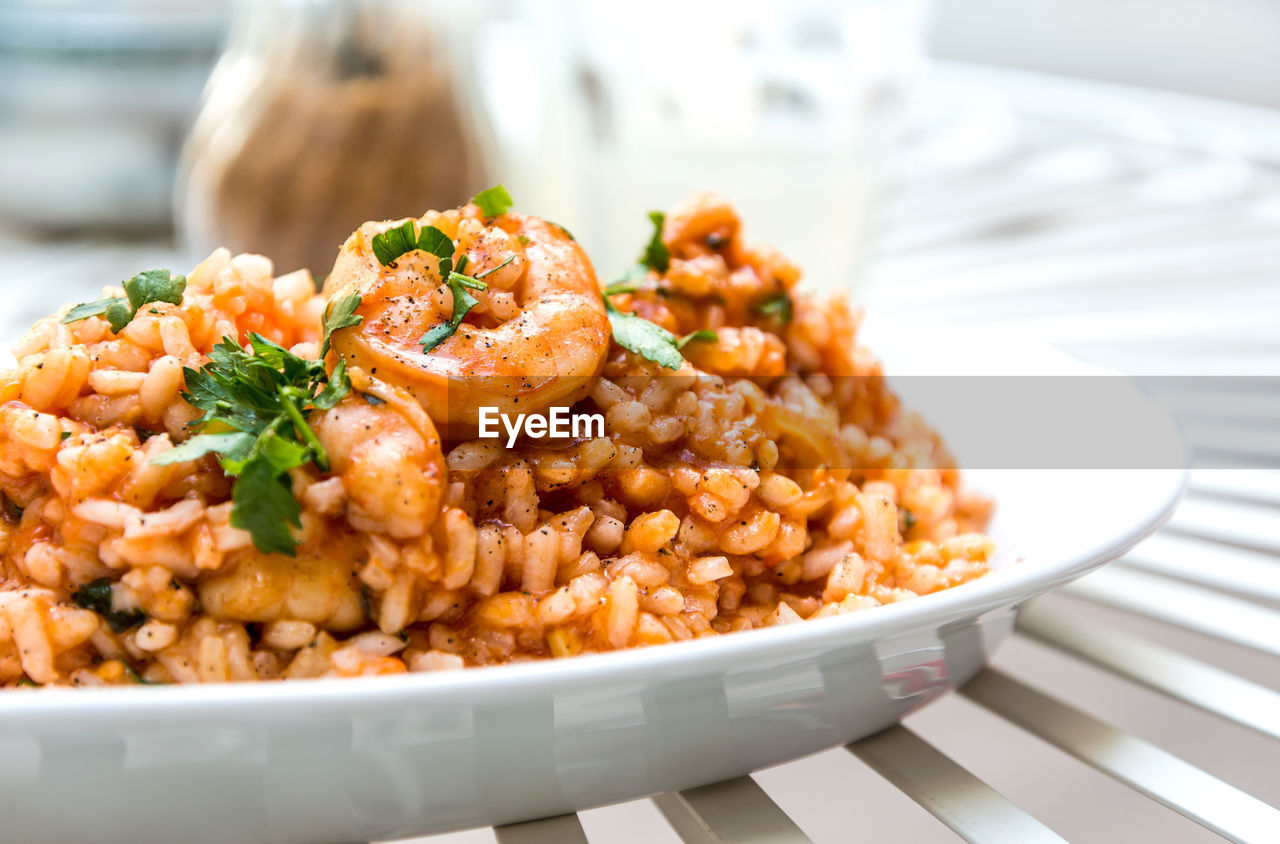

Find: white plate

[0,318,1186,843]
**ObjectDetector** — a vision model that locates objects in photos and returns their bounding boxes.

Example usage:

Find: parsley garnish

[63,269,187,333]
[676,329,718,350]
[641,211,670,273]
[73,578,146,633]
[421,272,486,352]
[603,278,641,297]
[606,211,671,294]
[320,293,362,358]
[370,220,456,268]
[604,297,683,371]
[601,213,716,368]
[472,184,514,217]
[418,254,514,353]
[753,290,793,324]
[150,334,351,555]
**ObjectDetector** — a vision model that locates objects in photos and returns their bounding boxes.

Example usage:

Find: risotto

[0,190,991,687]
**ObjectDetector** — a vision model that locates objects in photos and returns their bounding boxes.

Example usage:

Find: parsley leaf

[313,357,351,410]
[73,578,146,633]
[605,264,648,296]
[604,298,683,371]
[102,299,135,333]
[472,184,514,217]
[370,220,418,266]
[64,299,124,329]
[370,221,459,269]
[607,211,670,293]
[415,245,516,354]
[63,268,186,334]
[231,448,302,555]
[641,211,670,273]
[416,226,456,272]
[421,272,487,352]
[320,293,362,358]
[753,290,793,324]
[151,333,349,556]
[150,431,256,466]
[123,269,186,312]
[676,329,718,350]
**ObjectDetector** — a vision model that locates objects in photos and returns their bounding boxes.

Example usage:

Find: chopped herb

[604,297,683,371]
[604,263,648,295]
[676,329,718,350]
[476,255,516,280]
[421,272,486,352]
[604,281,640,297]
[231,456,300,555]
[73,578,146,633]
[472,184,514,217]
[59,430,71,441]
[416,247,515,353]
[123,269,186,311]
[320,292,362,358]
[16,677,37,688]
[753,290,793,324]
[607,211,671,295]
[417,226,457,272]
[641,211,670,273]
[370,221,456,268]
[900,508,917,533]
[149,334,350,555]
[62,269,187,334]
[370,220,417,266]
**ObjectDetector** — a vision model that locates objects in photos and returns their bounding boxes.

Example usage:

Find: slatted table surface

[0,62,1276,844]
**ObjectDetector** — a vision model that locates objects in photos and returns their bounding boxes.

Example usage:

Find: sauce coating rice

[0,193,991,686]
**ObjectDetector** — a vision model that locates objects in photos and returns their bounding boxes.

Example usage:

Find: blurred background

[3,0,1279,313]
[2,2,1278,842]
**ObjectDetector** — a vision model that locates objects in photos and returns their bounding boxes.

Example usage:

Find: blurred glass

[470,0,926,293]
[0,0,227,234]
[178,0,491,276]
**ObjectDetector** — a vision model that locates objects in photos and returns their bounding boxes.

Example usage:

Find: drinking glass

[470,0,926,293]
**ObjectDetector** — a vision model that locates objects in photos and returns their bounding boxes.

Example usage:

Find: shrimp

[323,205,610,433]
[310,371,446,540]
[199,544,366,632]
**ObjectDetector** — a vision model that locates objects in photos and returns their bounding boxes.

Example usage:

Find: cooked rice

[0,195,991,687]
